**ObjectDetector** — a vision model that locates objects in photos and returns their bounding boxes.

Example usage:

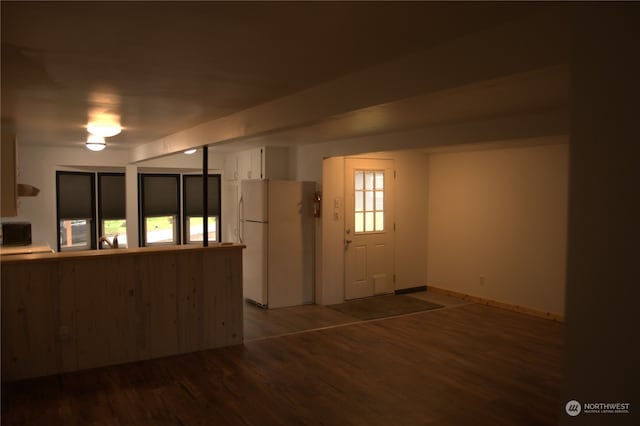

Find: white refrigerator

[240,180,315,309]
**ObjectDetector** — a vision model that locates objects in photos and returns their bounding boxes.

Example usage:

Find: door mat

[327,294,443,321]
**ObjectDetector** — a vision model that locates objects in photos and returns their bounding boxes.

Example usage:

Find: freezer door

[240,179,268,222]
[267,181,315,308]
[242,221,268,306]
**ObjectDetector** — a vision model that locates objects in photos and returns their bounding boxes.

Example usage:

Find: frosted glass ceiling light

[86,134,106,151]
[87,107,122,138]
[87,122,122,138]
[184,148,197,155]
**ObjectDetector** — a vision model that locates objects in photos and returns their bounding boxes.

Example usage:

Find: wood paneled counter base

[1,244,244,381]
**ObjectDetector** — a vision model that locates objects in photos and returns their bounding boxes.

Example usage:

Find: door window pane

[375,212,385,231]
[355,171,364,190]
[365,212,374,232]
[365,190,374,211]
[355,212,364,233]
[365,171,374,190]
[354,169,385,234]
[375,191,384,210]
[375,171,384,189]
[355,192,364,212]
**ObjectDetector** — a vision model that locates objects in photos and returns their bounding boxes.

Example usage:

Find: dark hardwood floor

[243,302,357,341]
[1,303,563,425]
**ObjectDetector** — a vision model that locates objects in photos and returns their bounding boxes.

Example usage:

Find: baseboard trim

[426,285,564,322]
[245,298,268,309]
[395,285,427,295]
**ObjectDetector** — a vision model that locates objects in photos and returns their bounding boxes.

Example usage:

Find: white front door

[344,159,395,300]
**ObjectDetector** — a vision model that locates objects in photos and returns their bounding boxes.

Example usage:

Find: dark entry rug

[327,294,443,321]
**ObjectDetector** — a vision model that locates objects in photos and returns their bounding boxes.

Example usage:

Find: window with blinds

[98,173,127,248]
[56,171,96,251]
[139,174,180,246]
[182,174,221,244]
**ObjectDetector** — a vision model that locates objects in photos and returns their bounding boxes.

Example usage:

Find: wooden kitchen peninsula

[1,243,244,381]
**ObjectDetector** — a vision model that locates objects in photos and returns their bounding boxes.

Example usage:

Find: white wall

[292,125,568,307]
[318,156,345,304]
[393,151,430,289]
[426,143,568,315]
[12,146,130,249]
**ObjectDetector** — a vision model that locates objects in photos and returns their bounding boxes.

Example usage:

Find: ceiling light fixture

[87,122,122,138]
[86,134,106,151]
[184,148,197,155]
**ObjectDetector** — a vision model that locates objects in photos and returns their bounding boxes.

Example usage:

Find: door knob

[344,239,353,250]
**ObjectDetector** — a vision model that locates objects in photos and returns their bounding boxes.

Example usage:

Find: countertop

[0,242,245,264]
[0,242,54,256]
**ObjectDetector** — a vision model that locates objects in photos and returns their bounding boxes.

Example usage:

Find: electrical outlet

[479,276,485,286]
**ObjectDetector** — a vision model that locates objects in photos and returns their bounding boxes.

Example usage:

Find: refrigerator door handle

[238,195,244,243]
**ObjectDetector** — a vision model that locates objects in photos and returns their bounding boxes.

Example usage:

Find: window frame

[138,173,181,247]
[97,172,127,249]
[182,174,222,244]
[55,171,97,252]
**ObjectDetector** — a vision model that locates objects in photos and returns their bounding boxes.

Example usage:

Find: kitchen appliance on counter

[1,222,32,246]
[240,180,315,309]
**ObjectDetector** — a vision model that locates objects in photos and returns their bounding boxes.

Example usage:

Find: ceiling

[1,1,562,154]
